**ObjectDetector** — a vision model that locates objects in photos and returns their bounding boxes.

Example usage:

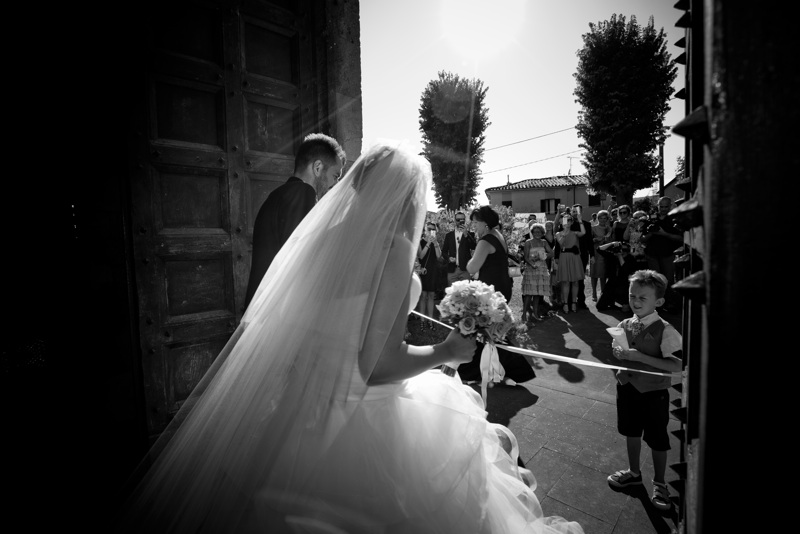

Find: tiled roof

[485,174,589,192]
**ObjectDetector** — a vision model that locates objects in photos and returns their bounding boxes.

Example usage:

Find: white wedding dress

[118,142,583,534]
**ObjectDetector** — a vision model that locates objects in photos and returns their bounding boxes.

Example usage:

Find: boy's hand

[614,346,643,362]
[612,345,631,360]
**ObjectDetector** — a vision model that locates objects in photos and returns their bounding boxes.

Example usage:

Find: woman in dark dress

[416,221,441,328]
[457,206,536,385]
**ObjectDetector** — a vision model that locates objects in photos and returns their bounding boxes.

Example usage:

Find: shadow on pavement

[609,484,680,534]
[474,383,539,427]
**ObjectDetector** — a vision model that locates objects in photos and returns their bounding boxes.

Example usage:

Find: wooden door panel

[154,165,229,231]
[151,77,226,149]
[244,97,298,155]
[162,256,233,319]
[165,336,230,412]
[133,0,317,435]
[242,18,297,84]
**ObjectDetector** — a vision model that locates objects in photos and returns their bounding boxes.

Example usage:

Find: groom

[441,212,476,286]
[244,133,346,308]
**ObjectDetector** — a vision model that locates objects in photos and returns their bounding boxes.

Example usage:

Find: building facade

[484,174,609,219]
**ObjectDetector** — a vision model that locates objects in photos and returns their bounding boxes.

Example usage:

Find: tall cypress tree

[419,71,490,210]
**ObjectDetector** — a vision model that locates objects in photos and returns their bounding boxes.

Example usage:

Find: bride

[118,141,583,534]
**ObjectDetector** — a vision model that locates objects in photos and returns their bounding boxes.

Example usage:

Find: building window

[588,192,601,206]
[502,200,512,208]
[541,198,560,214]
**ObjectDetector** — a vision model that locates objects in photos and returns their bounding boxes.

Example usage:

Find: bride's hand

[440,329,476,364]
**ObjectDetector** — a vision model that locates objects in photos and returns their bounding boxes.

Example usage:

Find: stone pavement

[477,284,683,534]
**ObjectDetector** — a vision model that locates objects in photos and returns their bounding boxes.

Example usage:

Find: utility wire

[483,149,584,175]
[484,127,575,151]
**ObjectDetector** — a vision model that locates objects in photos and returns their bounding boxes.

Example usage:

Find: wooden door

[129,0,318,436]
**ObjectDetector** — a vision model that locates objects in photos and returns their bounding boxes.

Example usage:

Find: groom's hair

[294,133,346,172]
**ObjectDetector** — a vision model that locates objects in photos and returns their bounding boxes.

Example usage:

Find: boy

[607,270,683,511]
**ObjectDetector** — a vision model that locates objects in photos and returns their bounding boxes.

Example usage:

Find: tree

[573,14,677,207]
[419,71,490,210]
[674,155,685,181]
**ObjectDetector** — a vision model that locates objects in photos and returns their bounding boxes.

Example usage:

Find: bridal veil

[119,141,430,532]
[118,141,584,534]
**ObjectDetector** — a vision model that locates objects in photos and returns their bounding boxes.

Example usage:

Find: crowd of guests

[414,197,684,326]
[409,201,685,516]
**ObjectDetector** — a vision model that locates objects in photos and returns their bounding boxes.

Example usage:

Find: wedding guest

[596,242,637,311]
[607,270,683,512]
[604,204,632,294]
[553,207,586,313]
[590,210,613,301]
[611,204,632,243]
[520,213,538,241]
[440,211,476,286]
[416,221,441,329]
[244,133,345,308]
[545,219,560,310]
[641,197,684,314]
[457,206,537,386]
[520,223,552,321]
[624,210,650,271]
[571,204,594,309]
[591,212,598,226]
[118,142,582,534]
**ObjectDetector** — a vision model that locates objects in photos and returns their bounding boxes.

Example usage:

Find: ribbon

[478,340,505,405]
[412,311,679,379]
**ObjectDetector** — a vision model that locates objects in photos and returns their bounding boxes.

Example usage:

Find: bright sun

[440,0,526,62]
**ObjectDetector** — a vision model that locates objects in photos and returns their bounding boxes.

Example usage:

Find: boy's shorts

[616,382,671,451]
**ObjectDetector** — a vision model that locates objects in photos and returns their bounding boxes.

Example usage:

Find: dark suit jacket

[244,177,316,307]
[441,229,476,272]
[571,219,594,266]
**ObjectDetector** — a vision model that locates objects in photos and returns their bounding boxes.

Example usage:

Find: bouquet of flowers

[437,280,533,404]
[436,280,516,344]
[531,248,548,262]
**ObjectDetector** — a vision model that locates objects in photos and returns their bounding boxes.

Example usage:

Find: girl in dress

[521,223,552,321]
[554,208,586,313]
[118,142,583,534]
[590,209,612,301]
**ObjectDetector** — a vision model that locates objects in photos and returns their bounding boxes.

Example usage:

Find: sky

[359,0,686,210]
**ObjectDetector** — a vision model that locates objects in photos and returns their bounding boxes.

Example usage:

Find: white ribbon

[412,311,680,379]
[479,340,505,406]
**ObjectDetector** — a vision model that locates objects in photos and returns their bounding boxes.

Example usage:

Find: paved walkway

[479,280,683,534]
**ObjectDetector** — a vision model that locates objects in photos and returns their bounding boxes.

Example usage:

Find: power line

[483,149,584,175]
[484,127,575,151]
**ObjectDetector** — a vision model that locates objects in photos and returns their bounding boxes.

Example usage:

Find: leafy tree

[573,14,677,206]
[674,155,685,181]
[419,71,490,210]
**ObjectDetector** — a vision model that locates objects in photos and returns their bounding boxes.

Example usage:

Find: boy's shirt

[624,311,682,356]
[615,311,682,392]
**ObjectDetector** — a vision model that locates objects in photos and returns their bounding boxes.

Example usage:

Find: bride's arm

[365,308,475,386]
[360,238,475,385]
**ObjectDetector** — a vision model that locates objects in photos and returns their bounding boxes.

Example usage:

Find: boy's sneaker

[651,481,672,511]
[607,469,643,488]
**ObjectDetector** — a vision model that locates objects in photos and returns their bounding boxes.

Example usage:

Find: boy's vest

[616,318,672,393]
